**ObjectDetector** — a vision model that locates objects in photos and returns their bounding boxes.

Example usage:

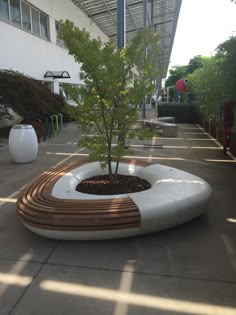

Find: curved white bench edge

[129,164,212,234]
[28,162,212,240]
[24,224,140,240]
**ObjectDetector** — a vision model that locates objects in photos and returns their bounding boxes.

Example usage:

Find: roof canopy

[71,0,182,77]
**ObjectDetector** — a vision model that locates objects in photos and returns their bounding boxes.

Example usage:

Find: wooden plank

[16,159,143,232]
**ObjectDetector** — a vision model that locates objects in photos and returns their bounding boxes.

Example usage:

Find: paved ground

[0,121,236,315]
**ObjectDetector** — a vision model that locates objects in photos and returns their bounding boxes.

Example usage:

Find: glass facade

[55,21,64,47]
[0,0,9,21]
[0,0,50,40]
[31,7,40,35]
[21,1,31,31]
[9,0,21,26]
[40,12,48,39]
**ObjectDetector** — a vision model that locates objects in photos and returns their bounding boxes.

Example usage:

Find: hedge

[157,103,201,123]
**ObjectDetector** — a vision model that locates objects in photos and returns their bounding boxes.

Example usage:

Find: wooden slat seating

[16,160,141,232]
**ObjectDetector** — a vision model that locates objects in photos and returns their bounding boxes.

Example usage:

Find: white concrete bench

[141,117,178,137]
[18,161,212,240]
[156,116,175,123]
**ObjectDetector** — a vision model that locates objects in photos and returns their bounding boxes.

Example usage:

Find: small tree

[188,36,236,123]
[59,20,160,181]
[188,57,222,122]
[215,36,236,101]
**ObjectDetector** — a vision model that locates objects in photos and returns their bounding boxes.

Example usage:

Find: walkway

[0,122,236,315]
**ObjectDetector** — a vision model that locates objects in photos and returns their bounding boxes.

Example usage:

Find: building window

[40,12,48,39]
[21,1,30,31]
[55,21,64,47]
[0,0,49,40]
[31,7,40,35]
[0,0,9,21]
[9,0,21,26]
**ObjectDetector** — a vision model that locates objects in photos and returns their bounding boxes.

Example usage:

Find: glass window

[40,12,49,39]
[31,7,40,35]
[9,0,21,26]
[1,0,50,41]
[0,0,9,21]
[22,1,30,31]
[55,21,64,46]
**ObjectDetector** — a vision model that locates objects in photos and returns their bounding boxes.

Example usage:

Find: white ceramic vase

[9,124,38,163]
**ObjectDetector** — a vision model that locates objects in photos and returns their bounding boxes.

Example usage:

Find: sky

[169,0,236,70]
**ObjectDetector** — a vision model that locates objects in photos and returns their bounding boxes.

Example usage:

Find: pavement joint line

[2,256,235,286]
[45,152,186,161]
[4,258,234,286]
[0,147,85,208]
[197,124,236,160]
[39,143,78,146]
[0,189,24,207]
[8,243,60,315]
[51,147,85,168]
[183,132,210,135]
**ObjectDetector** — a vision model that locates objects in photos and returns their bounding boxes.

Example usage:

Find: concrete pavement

[0,122,236,315]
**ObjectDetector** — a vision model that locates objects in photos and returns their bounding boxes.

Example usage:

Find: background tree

[188,57,222,123]
[215,36,236,101]
[165,55,204,88]
[186,55,204,74]
[187,36,236,123]
[165,65,187,88]
[59,20,160,181]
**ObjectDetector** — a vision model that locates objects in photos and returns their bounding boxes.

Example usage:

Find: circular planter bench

[16,160,212,240]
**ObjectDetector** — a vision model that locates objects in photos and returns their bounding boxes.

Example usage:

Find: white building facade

[0,0,108,94]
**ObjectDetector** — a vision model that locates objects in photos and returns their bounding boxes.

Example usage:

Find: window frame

[9,0,21,27]
[0,0,10,21]
[21,0,31,31]
[55,20,65,47]
[0,0,50,41]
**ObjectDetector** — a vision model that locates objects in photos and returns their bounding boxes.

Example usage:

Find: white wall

[0,0,108,87]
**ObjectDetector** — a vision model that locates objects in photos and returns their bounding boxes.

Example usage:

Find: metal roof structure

[71,0,182,77]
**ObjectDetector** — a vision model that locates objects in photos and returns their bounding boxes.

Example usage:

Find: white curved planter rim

[29,162,212,240]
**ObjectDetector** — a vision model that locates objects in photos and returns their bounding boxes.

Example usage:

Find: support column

[117,0,126,146]
[117,0,126,49]
[142,0,149,118]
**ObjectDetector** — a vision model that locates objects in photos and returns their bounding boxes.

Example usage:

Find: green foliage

[59,20,160,180]
[215,36,236,101]
[0,70,67,121]
[165,55,205,88]
[186,55,205,74]
[187,57,222,122]
[187,36,236,123]
[165,65,187,88]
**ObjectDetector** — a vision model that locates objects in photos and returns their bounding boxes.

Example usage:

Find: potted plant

[58,20,160,192]
[16,21,212,240]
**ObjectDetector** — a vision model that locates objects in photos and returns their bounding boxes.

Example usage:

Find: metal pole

[142,0,148,119]
[117,0,126,146]
[117,0,126,49]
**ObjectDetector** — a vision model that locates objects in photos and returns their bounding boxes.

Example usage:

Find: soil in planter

[76,174,151,195]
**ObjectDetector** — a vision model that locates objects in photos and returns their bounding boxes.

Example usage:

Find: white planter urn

[9,124,38,163]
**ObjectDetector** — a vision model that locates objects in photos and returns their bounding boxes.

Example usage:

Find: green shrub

[0,70,67,121]
[157,103,200,123]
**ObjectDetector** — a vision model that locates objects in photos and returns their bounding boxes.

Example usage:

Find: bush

[0,70,67,121]
[61,104,77,122]
[157,103,200,123]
